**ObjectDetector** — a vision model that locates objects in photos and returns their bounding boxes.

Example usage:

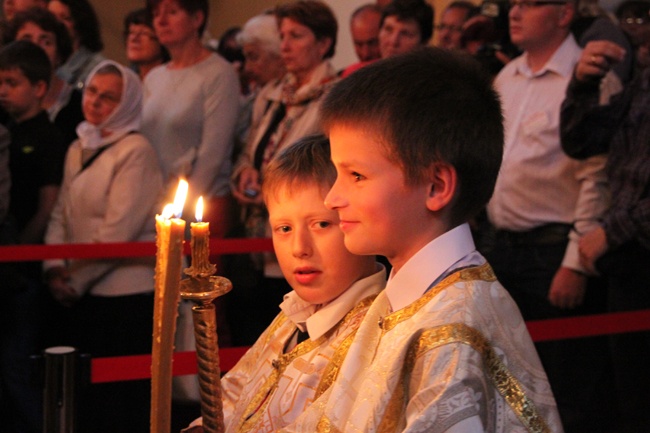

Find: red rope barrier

[89,308,650,384]
[91,347,250,384]
[0,238,274,262]
[3,241,648,384]
[526,309,650,342]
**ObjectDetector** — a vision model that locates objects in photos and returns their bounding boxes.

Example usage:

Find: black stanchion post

[43,346,79,433]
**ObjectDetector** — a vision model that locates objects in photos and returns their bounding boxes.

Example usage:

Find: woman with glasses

[44,60,163,433]
[123,8,170,81]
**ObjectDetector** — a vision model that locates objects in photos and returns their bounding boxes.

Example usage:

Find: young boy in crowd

[186,135,385,432]
[283,48,563,432]
[0,40,67,433]
[0,40,67,245]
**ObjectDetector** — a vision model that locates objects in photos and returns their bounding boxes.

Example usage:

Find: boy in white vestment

[186,135,385,432]
[282,48,564,433]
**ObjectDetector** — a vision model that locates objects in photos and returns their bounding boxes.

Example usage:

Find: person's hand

[44,266,79,307]
[578,226,608,275]
[232,167,263,205]
[548,266,587,309]
[575,41,626,82]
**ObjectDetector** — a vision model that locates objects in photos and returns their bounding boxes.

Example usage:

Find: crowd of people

[0,0,647,432]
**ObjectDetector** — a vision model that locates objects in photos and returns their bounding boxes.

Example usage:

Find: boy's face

[325,124,434,272]
[268,181,375,305]
[0,67,45,123]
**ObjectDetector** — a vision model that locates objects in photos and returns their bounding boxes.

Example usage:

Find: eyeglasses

[621,17,650,26]
[85,86,121,105]
[509,0,567,11]
[125,30,158,41]
[435,23,463,33]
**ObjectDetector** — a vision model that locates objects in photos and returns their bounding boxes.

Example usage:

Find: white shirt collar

[514,34,580,79]
[385,223,475,312]
[280,264,386,340]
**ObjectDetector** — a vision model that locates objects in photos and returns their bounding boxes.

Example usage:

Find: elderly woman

[237,13,285,92]
[232,12,285,160]
[123,7,169,80]
[48,0,105,89]
[44,60,163,432]
[142,0,240,236]
[227,0,338,345]
[5,7,83,146]
[233,1,338,202]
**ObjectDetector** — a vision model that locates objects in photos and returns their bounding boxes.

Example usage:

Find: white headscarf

[76,60,143,150]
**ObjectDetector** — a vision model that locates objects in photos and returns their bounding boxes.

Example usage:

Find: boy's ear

[425,162,457,213]
[33,80,47,99]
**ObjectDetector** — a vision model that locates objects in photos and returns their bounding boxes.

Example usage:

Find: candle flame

[172,179,188,219]
[196,196,204,222]
[161,204,174,219]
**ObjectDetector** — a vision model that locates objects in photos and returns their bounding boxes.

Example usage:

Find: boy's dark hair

[262,134,335,202]
[275,0,338,59]
[147,0,209,37]
[321,47,503,224]
[381,0,434,44]
[4,7,73,67]
[0,40,51,87]
[56,0,103,52]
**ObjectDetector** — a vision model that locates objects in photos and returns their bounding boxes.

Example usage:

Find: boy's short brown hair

[321,47,503,224]
[0,40,51,87]
[262,134,335,202]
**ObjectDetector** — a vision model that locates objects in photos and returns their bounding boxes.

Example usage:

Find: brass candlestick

[180,224,232,433]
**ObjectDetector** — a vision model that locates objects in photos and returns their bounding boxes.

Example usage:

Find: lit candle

[189,196,216,276]
[180,195,231,433]
[151,179,187,433]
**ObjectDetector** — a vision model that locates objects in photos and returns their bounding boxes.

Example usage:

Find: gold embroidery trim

[377,323,551,433]
[314,295,377,399]
[380,263,496,332]
[238,295,377,433]
[317,416,342,433]
[261,313,289,347]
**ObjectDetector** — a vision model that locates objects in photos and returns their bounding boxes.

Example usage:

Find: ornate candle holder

[180,225,232,433]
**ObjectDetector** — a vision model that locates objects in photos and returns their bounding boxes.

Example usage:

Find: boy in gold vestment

[186,135,385,432]
[282,48,563,433]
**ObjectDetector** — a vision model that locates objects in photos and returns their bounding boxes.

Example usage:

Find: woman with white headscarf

[43,60,163,432]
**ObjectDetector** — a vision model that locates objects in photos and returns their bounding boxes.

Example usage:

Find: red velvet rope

[91,348,250,384]
[0,238,273,261]
[87,308,650,384]
[1,241,648,384]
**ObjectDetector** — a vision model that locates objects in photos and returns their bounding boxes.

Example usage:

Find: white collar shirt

[385,223,481,312]
[488,35,608,272]
[280,264,386,340]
